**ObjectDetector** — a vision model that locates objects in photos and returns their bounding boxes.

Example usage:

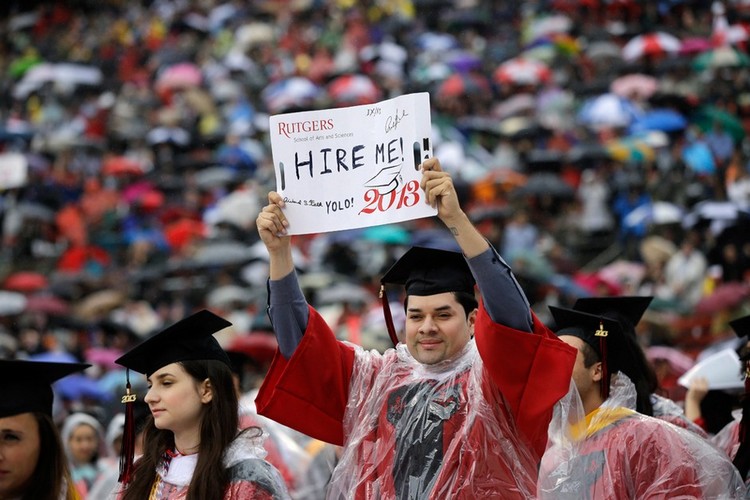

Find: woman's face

[144,363,212,437]
[68,424,98,464]
[0,413,41,498]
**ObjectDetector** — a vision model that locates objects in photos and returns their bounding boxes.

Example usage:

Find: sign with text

[269,92,435,235]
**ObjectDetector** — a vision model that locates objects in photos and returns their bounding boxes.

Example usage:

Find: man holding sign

[255,157,576,498]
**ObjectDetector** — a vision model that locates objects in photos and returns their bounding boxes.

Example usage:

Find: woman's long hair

[121,359,239,500]
[21,413,77,500]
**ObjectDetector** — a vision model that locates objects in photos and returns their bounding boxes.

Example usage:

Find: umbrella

[362,225,411,245]
[610,74,658,100]
[193,165,239,189]
[180,240,258,268]
[206,285,255,309]
[493,57,552,86]
[692,46,750,71]
[207,189,261,229]
[261,77,321,114]
[679,37,713,56]
[55,373,111,402]
[16,201,57,223]
[13,63,103,99]
[74,289,127,321]
[493,93,537,119]
[605,137,655,163]
[639,235,677,265]
[525,14,572,41]
[84,347,123,370]
[514,172,575,198]
[0,290,27,315]
[327,74,381,106]
[436,73,491,99]
[629,109,688,134]
[315,282,375,306]
[695,282,750,315]
[585,40,622,61]
[101,156,145,177]
[146,126,191,146]
[646,345,695,375]
[154,62,203,92]
[226,333,278,364]
[164,218,206,251]
[577,93,642,129]
[3,271,49,292]
[621,31,681,61]
[623,201,684,228]
[692,106,745,143]
[683,200,750,228]
[596,260,646,290]
[25,294,70,316]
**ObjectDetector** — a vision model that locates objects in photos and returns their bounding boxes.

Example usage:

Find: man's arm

[421,158,532,331]
[256,191,308,358]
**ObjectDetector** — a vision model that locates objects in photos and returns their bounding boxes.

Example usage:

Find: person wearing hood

[113,309,290,500]
[61,412,106,498]
[0,359,90,500]
[255,157,576,498]
[539,306,746,498]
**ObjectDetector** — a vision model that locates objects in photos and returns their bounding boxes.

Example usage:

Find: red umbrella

[154,62,202,92]
[25,294,70,315]
[327,74,381,106]
[101,156,145,177]
[57,245,111,272]
[493,57,551,86]
[226,333,278,364]
[621,32,681,61]
[610,74,658,100]
[3,271,49,292]
[164,218,206,252]
[436,73,491,99]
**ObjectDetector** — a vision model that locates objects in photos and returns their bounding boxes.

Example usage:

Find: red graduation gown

[256,301,575,498]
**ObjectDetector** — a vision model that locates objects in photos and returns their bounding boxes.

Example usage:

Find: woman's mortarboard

[0,359,90,418]
[550,305,648,401]
[379,246,475,346]
[114,309,232,375]
[113,309,232,484]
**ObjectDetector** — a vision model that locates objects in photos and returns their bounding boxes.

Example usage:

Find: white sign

[269,92,435,235]
[677,348,744,391]
[0,152,28,190]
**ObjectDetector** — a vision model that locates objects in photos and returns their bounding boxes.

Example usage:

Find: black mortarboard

[550,305,648,401]
[0,359,90,418]
[114,309,232,375]
[730,315,750,339]
[379,246,475,346]
[572,296,653,333]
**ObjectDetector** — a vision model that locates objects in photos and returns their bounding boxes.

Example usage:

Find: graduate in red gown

[573,296,708,437]
[255,158,576,498]
[540,306,746,499]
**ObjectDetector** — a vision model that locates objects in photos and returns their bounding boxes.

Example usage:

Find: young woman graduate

[114,309,290,500]
[0,358,91,500]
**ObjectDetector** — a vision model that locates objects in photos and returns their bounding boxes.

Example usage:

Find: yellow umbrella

[605,138,655,163]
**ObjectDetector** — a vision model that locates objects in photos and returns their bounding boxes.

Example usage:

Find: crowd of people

[4,0,750,498]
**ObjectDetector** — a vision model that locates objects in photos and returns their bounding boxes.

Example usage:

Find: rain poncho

[257,301,575,499]
[538,373,747,499]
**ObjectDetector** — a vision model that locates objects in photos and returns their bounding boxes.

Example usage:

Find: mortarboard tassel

[118,369,137,484]
[595,320,609,401]
[733,365,750,481]
[380,285,399,346]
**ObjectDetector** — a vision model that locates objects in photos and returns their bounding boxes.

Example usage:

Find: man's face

[559,335,601,400]
[404,292,475,365]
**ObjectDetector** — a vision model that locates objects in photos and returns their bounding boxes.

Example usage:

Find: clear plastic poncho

[325,339,540,499]
[539,373,747,499]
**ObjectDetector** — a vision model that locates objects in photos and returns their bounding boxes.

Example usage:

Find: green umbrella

[691,106,746,143]
[692,46,750,72]
[8,54,42,79]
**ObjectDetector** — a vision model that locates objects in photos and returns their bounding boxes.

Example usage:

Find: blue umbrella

[55,373,111,402]
[577,93,642,129]
[629,109,688,134]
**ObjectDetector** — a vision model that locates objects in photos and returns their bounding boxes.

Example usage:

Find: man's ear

[200,378,213,404]
[591,362,603,383]
[467,309,477,337]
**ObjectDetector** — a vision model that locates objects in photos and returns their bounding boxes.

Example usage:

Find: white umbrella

[623,201,684,228]
[621,32,681,61]
[0,290,27,316]
[13,63,103,99]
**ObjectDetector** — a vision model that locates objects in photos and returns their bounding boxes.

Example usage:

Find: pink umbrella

[610,74,658,100]
[493,57,551,86]
[621,32,681,61]
[695,282,750,315]
[155,63,203,92]
[84,347,123,370]
[327,74,381,106]
[679,37,712,55]
[646,345,694,375]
